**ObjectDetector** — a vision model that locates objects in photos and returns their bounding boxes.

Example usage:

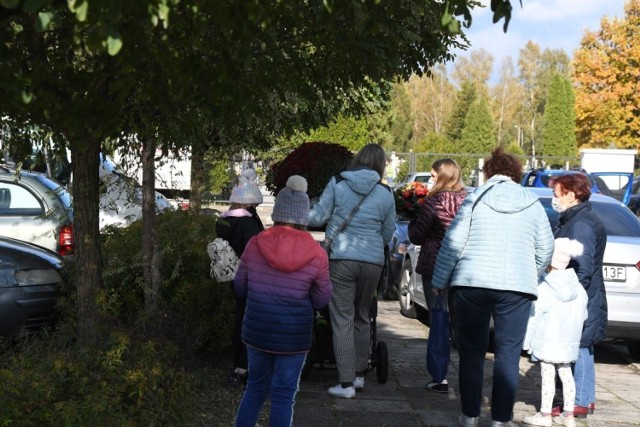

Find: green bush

[0,330,192,426]
[0,209,242,426]
[100,209,235,355]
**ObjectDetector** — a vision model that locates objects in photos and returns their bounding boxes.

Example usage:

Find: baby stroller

[300,268,389,384]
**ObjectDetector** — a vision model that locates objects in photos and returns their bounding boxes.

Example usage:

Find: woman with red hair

[549,173,607,422]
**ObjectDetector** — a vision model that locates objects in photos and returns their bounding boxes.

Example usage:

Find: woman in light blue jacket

[432,146,554,427]
[309,143,396,399]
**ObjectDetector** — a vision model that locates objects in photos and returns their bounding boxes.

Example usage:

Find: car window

[414,175,430,184]
[538,197,640,237]
[0,182,44,215]
[539,175,551,187]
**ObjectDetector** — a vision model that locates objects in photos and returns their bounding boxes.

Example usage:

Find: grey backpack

[207,237,240,282]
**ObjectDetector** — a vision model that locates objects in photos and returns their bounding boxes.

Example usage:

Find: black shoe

[226,369,248,387]
[425,379,448,393]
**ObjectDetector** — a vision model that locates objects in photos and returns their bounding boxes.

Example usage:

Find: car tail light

[58,225,74,256]
[636,260,640,272]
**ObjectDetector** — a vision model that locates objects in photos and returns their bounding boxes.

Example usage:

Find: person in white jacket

[523,238,589,427]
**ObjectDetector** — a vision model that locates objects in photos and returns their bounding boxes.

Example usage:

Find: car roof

[527,186,624,205]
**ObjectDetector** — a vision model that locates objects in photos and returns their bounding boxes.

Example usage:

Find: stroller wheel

[375,341,389,384]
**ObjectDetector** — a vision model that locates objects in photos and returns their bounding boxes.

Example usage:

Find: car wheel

[628,342,640,361]
[399,259,417,319]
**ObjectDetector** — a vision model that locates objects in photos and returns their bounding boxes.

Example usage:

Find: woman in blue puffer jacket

[432,146,554,427]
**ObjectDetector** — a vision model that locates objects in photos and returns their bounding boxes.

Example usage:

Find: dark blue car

[520,169,633,205]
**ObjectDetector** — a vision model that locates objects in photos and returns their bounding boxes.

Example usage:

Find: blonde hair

[429,158,465,196]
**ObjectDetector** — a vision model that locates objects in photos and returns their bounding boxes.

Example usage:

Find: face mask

[426,180,434,191]
[551,197,566,213]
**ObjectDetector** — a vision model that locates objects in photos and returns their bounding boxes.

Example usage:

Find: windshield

[539,198,640,237]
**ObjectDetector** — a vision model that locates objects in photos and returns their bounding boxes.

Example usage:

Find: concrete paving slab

[292,299,640,427]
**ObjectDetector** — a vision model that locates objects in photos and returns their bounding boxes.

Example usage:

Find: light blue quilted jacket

[431,175,554,297]
[308,168,396,266]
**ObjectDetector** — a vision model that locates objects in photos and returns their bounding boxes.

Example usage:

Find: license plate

[603,265,626,282]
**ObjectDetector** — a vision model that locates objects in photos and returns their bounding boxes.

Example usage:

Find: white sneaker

[353,376,365,390]
[458,414,479,427]
[523,412,552,426]
[327,384,355,398]
[552,413,576,427]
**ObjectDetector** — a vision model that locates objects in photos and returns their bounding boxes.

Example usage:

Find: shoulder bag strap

[323,183,377,248]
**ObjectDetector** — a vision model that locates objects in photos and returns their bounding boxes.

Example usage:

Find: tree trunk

[70,140,102,345]
[142,139,160,314]
[189,146,205,210]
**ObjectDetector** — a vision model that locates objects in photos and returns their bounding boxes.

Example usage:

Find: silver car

[0,168,73,256]
[400,187,640,359]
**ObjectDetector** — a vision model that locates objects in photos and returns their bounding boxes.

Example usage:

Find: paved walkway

[293,299,640,427]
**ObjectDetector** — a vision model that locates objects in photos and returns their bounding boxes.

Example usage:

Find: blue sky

[452,0,627,80]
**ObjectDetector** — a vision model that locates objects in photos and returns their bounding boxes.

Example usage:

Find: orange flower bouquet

[394,181,429,219]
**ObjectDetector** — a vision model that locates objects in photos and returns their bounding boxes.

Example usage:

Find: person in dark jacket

[234,175,332,427]
[549,173,607,420]
[216,168,265,386]
[408,158,467,394]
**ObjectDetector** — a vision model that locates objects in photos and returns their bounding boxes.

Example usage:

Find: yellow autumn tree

[573,0,640,149]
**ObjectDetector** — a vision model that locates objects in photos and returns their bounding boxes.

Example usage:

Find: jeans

[235,347,306,427]
[573,346,595,407]
[425,286,450,383]
[455,287,532,423]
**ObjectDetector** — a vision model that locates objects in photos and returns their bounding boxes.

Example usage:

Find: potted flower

[394,181,429,220]
[265,142,354,200]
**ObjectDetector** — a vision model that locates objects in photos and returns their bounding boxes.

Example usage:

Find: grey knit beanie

[271,175,309,226]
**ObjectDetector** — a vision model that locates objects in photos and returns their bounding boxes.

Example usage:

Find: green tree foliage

[0,0,482,341]
[445,80,477,146]
[303,115,378,152]
[388,81,415,152]
[459,96,496,176]
[407,65,456,140]
[541,73,577,159]
[518,41,570,157]
[414,131,453,171]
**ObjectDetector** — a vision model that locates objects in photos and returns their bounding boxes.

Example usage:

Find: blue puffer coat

[553,202,608,347]
[308,167,396,266]
[431,175,554,297]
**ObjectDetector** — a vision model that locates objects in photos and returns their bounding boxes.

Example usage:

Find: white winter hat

[551,238,584,270]
[229,169,263,205]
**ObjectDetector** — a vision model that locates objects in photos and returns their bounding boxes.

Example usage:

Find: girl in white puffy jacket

[523,238,589,427]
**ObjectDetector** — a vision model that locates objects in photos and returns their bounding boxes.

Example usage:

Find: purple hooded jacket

[234,225,332,354]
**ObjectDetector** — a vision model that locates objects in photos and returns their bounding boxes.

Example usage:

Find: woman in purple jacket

[234,176,332,427]
[408,158,467,394]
